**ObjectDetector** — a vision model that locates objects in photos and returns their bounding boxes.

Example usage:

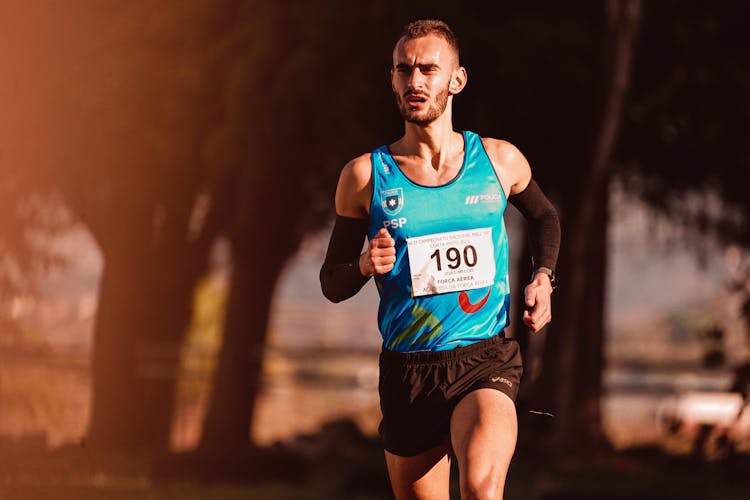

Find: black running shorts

[377,333,523,457]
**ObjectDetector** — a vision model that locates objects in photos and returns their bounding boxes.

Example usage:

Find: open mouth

[406,93,427,105]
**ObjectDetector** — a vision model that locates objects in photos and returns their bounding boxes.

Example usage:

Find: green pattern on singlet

[386,305,444,351]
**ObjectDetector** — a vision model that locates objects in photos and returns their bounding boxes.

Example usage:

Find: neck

[392,104,461,170]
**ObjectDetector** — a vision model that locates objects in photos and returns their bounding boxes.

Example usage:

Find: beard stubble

[395,86,450,126]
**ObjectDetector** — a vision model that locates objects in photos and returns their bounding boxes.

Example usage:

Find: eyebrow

[394,62,440,71]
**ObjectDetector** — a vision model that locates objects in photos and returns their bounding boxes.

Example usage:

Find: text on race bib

[406,227,496,297]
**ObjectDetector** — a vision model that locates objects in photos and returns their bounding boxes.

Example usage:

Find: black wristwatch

[531,267,556,288]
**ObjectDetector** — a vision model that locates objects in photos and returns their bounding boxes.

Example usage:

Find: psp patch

[382,187,404,216]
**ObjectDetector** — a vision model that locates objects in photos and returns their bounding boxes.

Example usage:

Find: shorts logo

[382,188,404,216]
[490,376,513,388]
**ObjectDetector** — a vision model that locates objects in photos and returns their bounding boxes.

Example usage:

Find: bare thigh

[450,388,517,500]
[384,443,451,500]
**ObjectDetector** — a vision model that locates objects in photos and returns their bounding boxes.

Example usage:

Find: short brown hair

[400,19,459,60]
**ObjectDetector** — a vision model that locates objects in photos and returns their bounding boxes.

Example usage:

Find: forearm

[509,179,561,272]
[319,215,371,303]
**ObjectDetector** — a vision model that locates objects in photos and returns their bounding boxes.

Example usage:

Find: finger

[373,258,395,273]
[371,229,389,242]
[530,306,547,325]
[525,286,536,307]
[524,317,541,333]
[372,250,396,264]
[524,307,551,332]
[375,263,395,273]
[523,310,532,326]
[371,246,396,259]
[534,313,552,331]
[372,235,395,248]
[373,254,396,265]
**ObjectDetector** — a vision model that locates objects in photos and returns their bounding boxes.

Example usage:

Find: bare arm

[334,155,372,219]
[481,138,532,198]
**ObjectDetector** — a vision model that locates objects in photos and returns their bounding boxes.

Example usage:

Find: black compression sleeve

[508,179,561,272]
[319,215,371,303]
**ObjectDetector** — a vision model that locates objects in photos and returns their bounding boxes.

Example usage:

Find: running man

[320,19,560,499]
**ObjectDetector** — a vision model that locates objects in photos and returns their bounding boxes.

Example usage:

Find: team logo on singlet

[381,188,404,216]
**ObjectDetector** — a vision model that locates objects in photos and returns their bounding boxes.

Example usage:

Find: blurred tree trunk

[198,171,300,449]
[545,0,641,456]
[198,248,286,451]
[569,186,609,450]
[87,207,215,451]
[74,2,234,452]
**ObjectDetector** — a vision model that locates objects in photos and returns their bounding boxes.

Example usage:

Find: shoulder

[480,137,532,196]
[339,152,373,188]
[335,153,373,217]
[480,138,529,170]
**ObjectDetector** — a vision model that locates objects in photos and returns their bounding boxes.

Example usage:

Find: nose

[407,68,425,90]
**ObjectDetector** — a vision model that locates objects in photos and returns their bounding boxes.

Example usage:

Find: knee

[460,472,504,500]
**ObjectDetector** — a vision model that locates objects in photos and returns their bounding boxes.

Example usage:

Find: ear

[449,66,467,95]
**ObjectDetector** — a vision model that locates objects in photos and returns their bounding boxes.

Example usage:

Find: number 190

[429,245,477,271]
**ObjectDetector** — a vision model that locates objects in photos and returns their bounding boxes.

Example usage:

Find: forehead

[392,34,458,67]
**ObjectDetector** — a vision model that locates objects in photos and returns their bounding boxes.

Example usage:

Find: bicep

[334,158,371,218]
[483,139,532,197]
[507,154,532,197]
[501,143,532,197]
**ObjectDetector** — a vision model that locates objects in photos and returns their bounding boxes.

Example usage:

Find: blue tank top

[368,130,510,352]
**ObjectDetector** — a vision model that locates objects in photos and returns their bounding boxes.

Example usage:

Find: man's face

[391,34,462,126]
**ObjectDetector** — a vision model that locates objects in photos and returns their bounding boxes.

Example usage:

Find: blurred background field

[1,186,745,450]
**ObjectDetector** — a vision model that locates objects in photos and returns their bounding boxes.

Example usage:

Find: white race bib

[406,227,496,297]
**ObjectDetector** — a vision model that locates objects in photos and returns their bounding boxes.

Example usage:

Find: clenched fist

[523,273,553,333]
[359,228,396,276]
